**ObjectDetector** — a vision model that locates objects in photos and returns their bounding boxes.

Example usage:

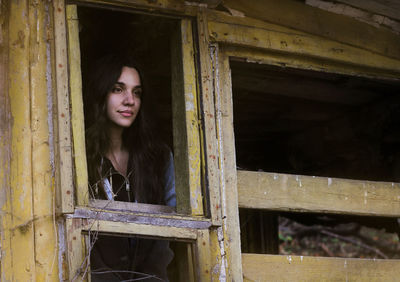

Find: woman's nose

[123,91,135,105]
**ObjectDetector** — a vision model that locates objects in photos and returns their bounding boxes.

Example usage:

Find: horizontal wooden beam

[208,20,400,77]
[70,0,197,16]
[242,254,400,281]
[222,0,400,60]
[224,45,400,81]
[80,219,198,240]
[89,199,175,214]
[237,170,400,217]
[71,206,212,229]
[336,0,400,21]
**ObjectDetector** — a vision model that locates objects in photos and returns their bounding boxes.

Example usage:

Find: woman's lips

[118,110,133,117]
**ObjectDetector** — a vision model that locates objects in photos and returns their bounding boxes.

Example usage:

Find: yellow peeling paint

[4,1,36,281]
[67,5,89,207]
[30,1,59,280]
[172,18,204,216]
[181,19,204,216]
[1,1,59,280]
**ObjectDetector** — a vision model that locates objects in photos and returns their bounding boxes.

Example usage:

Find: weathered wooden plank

[336,0,400,21]
[194,229,212,280]
[66,5,89,207]
[242,253,400,281]
[72,206,211,229]
[89,199,175,214]
[66,218,88,281]
[237,170,400,217]
[222,0,400,60]
[215,48,243,281]
[209,226,225,281]
[69,0,197,16]
[53,0,74,213]
[30,1,59,280]
[80,219,198,240]
[196,10,222,225]
[208,21,400,77]
[5,1,36,280]
[224,45,400,82]
[171,19,204,215]
[306,0,399,35]
[0,1,12,280]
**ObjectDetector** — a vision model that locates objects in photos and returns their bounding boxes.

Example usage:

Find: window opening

[278,212,400,259]
[231,60,400,182]
[239,209,400,259]
[78,7,178,207]
[231,59,400,259]
[86,233,194,281]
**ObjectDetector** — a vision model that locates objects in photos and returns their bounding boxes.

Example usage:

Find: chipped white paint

[364,191,368,204]
[287,256,292,264]
[300,256,303,262]
[57,219,66,282]
[273,173,278,180]
[264,191,267,195]
[328,177,332,186]
[213,46,234,282]
[295,175,303,187]
[46,16,55,174]
[217,226,227,282]
[185,93,195,111]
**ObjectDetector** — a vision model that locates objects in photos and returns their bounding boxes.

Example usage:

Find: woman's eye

[112,87,123,94]
[133,89,142,97]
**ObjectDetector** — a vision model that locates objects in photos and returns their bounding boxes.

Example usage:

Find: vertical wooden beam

[171,19,204,215]
[214,47,243,281]
[0,1,11,280]
[2,1,36,280]
[53,0,74,213]
[66,218,88,281]
[30,1,59,280]
[66,5,89,207]
[196,10,222,225]
[195,229,212,281]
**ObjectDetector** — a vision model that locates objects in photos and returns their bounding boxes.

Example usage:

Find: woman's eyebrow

[115,82,141,88]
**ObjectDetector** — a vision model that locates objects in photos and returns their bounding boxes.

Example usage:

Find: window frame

[55,2,225,280]
[65,4,207,215]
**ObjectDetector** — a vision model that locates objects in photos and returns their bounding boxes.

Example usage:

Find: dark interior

[231,59,400,182]
[78,6,176,149]
[232,60,400,258]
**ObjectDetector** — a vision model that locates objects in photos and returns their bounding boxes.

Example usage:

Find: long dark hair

[84,54,168,204]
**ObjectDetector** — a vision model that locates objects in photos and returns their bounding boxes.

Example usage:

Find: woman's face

[106,66,142,129]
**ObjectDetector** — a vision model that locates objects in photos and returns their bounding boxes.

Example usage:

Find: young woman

[84,54,175,281]
[85,54,175,206]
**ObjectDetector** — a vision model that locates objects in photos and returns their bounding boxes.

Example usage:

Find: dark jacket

[89,154,176,281]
